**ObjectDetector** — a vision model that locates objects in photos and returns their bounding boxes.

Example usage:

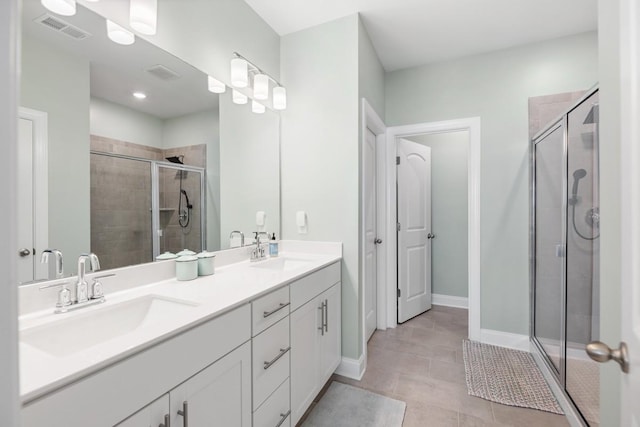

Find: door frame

[385,118,481,341]
[19,107,49,279]
[360,98,386,376]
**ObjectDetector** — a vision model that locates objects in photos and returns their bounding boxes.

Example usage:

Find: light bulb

[252,100,265,114]
[253,74,269,100]
[107,20,135,45]
[207,76,226,94]
[232,89,248,105]
[230,58,248,88]
[41,0,76,16]
[273,86,287,110]
[133,91,147,99]
[130,0,157,35]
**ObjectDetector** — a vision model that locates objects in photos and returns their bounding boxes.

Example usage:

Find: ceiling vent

[145,64,182,81]
[34,14,91,40]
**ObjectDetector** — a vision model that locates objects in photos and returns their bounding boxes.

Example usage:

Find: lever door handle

[586,341,629,373]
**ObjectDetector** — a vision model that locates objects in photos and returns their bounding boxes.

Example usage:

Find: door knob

[18,248,31,257]
[374,238,383,244]
[427,233,436,239]
[586,341,629,373]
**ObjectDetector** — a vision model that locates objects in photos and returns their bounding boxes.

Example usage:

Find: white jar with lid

[197,251,216,276]
[176,249,196,257]
[176,255,198,281]
[156,251,177,261]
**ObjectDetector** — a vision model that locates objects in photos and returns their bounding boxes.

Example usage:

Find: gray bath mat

[463,340,563,414]
[302,381,406,427]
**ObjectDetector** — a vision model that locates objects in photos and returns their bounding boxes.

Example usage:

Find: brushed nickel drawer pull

[177,401,188,427]
[159,414,170,427]
[318,304,325,336]
[324,299,328,333]
[275,410,291,427]
[263,302,289,318]
[264,346,291,370]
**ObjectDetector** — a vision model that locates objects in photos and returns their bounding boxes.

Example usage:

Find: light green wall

[358,15,385,119]
[219,92,280,249]
[386,32,598,335]
[407,132,469,298]
[597,1,621,424]
[280,15,360,359]
[21,34,90,269]
[90,97,164,148]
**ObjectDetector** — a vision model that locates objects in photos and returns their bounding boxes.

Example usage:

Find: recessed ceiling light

[133,91,147,99]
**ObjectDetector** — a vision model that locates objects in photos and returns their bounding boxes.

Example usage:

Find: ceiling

[22,0,218,119]
[243,0,598,71]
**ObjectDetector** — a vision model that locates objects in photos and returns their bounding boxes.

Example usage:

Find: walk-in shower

[90,151,205,270]
[531,88,600,426]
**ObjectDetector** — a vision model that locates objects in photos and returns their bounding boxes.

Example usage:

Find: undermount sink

[250,256,313,272]
[20,295,199,357]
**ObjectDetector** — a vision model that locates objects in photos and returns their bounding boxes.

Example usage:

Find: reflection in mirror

[19,0,280,282]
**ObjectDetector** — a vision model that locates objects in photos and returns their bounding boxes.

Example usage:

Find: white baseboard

[480,329,529,351]
[432,293,469,309]
[335,354,365,380]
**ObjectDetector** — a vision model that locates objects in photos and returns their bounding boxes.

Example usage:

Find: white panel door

[397,138,432,323]
[17,117,34,284]
[364,128,378,340]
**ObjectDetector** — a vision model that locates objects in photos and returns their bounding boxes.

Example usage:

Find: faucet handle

[90,273,115,300]
[39,281,72,309]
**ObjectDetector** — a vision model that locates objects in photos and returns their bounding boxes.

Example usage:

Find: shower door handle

[586,341,629,373]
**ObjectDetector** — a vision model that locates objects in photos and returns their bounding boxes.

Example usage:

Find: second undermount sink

[250,256,314,272]
[20,295,199,358]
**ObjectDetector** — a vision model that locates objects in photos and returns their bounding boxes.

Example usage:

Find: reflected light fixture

[231,58,248,88]
[207,76,226,94]
[273,86,287,110]
[107,20,135,46]
[232,89,248,105]
[130,0,158,35]
[133,91,147,99]
[252,100,265,114]
[253,74,269,100]
[41,0,76,16]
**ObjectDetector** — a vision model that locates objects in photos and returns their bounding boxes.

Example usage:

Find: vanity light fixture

[231,52,287,110]
[230,58,249,88]
[232,89,248,105]
[41,0,76,16]
[207,75,226,94]
[252,100,265,114]
[107,20,135,46]
[130,0,157,35]
[133,91,147,100]
[273,86,287,110]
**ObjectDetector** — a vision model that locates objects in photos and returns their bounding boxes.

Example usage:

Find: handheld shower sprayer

[570,168,587,205]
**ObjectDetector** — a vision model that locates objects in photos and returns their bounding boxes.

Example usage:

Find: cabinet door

[290,296,322,425]
[320,283,342,384]
[115,394,169,427]
[170,341,251,427]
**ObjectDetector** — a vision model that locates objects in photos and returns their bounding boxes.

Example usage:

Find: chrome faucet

[76,253,100,303]
[229,230,245,247]
[250,232,269,262]
[41,249,64,279]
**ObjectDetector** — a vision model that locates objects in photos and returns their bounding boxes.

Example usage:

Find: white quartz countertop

[19,249,341,403]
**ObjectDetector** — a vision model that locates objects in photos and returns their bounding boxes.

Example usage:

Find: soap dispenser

[269,233,279,257]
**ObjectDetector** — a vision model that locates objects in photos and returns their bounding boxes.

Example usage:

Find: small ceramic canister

[156,251,177,261]
[197,251,216,276]
[176,255,198,281]
[176,249,196,257]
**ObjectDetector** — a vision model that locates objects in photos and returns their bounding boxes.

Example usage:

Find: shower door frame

[529,86,600,427]
[90,151,206,262]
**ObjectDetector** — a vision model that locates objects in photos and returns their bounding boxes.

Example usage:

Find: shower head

[570,169,588,205]
[165,155,184,164]
[583,104,599,124]
[573,169,587,180]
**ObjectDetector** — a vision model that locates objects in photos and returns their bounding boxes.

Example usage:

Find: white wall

[219,91,280,248]
[281,15,361,359]
[0,0,20,424]
[90,97,164,148]
[386,32,598,335]
[21,34,91,267]
[407,132,468,298]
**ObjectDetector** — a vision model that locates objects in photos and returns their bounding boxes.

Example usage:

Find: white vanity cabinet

[290,262,341,425]
[115,395,169,427]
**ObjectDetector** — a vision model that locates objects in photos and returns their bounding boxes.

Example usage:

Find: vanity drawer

[290,261,340,311]
[253,378,290,427]
[252,285,290,336]
[252,316,290,409]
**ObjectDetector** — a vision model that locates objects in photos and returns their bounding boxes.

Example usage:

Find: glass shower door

[533,120,566,375]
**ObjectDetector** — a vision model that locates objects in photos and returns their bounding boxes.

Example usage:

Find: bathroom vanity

[19,242,342,427]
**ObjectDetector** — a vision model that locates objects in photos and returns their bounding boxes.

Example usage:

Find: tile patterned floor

[330,305,570,427]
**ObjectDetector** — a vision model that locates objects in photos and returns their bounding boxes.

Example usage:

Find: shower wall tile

[528,91,587,139]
